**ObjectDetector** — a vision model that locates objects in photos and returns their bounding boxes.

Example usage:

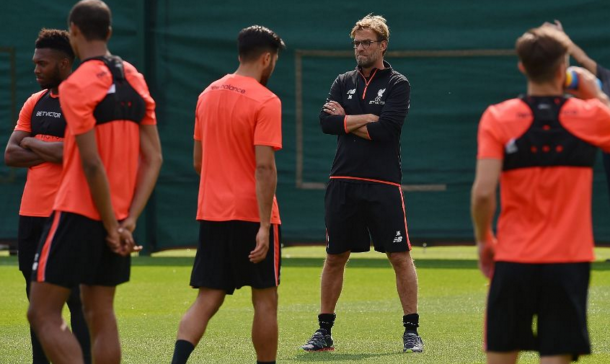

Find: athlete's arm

[567,41,597,75]
[364,79,410,142]
[471,158,501,279]
[596,64,610,94]
[568,66,610,108]
[351,126,371,140]
[193,140,202,175]
[4,131,45,167]
[320,76,354,135]
[547,21,597,74]
[324,100,378,138]
[19,137,63,164]
[120,124,163,234]
[250,145,277,264]
[76,129,133,256]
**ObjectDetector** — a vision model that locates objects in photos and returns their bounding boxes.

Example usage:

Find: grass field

[1,246,609,364]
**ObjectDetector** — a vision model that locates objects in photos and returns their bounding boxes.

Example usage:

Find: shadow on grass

[2,256,610,271]
[290,351,398,362]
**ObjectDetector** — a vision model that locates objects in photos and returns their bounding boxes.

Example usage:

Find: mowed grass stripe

[0,246,609,363]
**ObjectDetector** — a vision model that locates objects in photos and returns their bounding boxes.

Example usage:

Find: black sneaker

[403,331,424,353]
[301,329,334,352]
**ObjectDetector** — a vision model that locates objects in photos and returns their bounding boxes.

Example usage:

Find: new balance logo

[393,230,403,243]
[32,253,39,271]
[347,88,356,99]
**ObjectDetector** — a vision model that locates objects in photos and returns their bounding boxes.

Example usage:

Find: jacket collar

[356,60,392,75]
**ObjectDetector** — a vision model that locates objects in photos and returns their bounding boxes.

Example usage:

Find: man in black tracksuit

[301,14,424,354]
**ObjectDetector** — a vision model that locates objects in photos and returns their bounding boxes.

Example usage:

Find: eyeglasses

[352,40,382,49]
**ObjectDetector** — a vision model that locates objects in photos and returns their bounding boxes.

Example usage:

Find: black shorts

[486,262,591,359]
[32,211,130,288]
[190,220,281,295]
[18,215,48,276]
[324,179,411,254]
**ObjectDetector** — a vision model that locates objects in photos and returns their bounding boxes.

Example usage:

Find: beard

[356,57,374,69]
[260,62,274,86]
[355,51,380,69]
[38,66,62,90]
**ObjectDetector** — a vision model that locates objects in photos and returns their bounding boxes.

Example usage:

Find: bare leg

[80,285,120,364]
[66,286,91,364]
[540,355,572,364]
[176,288,226,346]
[320,251,351,313]
[251,287,278,362]
[487,351,519,364]
[23,277,50,364]
[28,282,84,364]
[387,251,418,314]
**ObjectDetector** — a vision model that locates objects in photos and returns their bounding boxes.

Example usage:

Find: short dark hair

[238,25,285,62]
[68,0,112,41]
[35,28,75,61]
[516,26,570,83]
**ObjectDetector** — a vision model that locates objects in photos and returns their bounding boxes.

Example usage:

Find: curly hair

[35,28,75,61]
[350,14,390,41]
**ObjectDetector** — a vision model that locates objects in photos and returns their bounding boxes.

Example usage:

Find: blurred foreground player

[4,28,91,364]
[546,20,610,204]
[301,14,423,353]
[27,1,162,363]
[471,25,610,364]
[170,25,285,364]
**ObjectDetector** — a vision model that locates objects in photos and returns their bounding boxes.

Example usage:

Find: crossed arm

[319,78,409,141]
[323,100,377,140]
[4,130,62,167]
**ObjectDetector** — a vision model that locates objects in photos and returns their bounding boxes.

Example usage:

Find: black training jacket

[319,61,410,185]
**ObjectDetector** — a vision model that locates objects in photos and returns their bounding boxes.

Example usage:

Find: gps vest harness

[502,96,597,171]
[85,55,146,125]
[31,90,65,138]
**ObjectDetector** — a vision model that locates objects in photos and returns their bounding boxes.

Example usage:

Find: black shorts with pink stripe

[190,220,281,295]
[32,211,130,288]
[325,179,411,254]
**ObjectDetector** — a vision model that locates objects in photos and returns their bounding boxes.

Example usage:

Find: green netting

[1,0,609,250]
